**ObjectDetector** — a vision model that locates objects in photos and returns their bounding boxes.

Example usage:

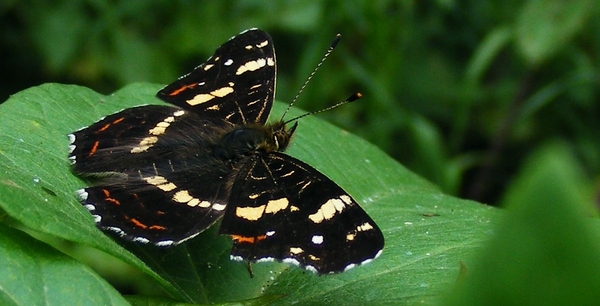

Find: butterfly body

[69,29,383,274]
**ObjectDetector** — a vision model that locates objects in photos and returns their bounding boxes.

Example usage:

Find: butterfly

[68,28,384,274]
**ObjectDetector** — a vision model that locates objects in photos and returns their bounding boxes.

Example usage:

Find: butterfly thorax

[213,121,298,162]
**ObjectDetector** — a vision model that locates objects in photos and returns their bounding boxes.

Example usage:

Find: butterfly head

[263,120,298,152]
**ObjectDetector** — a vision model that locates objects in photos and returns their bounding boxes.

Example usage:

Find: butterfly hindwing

[219,152,384,273]
[79,178,228,246]
[156,29,275,125]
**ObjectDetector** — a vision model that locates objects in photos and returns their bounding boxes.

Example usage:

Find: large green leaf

[0,83,498,304]
[0,223,128,306]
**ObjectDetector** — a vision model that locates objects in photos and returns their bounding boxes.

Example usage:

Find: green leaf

[516,0,595,66]
[0,83,498,304]
[0,223,128,306]
[445,142,600,305]
[466,26,512,85]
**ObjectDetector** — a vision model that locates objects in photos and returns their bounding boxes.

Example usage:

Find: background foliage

[1,0,600,304]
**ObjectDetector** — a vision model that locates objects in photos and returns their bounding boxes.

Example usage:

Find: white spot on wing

[106,226,125,236]
[311,235,324,245]
[343,249,383,272]
[230,255,244,261]
[133,237,150,244]
[343,263,357,272]
[156,240,175,247]
[305,265,319,273]
[224,59,233,66]
[76,189,88,200]
[257,257,275,263]
[212,203,226,211]
[283,258,301,267]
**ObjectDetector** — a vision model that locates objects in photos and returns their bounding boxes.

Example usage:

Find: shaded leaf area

[0,84,498,304]
[0,223,128,306]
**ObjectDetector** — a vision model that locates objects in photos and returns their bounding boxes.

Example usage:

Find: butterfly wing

[70,105,234,245]
[156,28,276,125]
[219,152,384,274]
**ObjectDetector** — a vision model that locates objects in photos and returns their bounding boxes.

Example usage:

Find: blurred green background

[1,0,599,206]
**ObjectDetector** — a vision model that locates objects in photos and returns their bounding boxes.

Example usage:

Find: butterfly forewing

[71,105,192,174]
[156,29,275,125]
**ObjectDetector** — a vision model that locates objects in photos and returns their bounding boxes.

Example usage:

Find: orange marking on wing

[169,84,197,96]
[105,197,120,205]
[88,140,100,157]
[130,218,147,229]
[96,123,111,132]
[149,225,167,230]
[102,189,110,197]
[112,117,125,124]
[230,235,267,244]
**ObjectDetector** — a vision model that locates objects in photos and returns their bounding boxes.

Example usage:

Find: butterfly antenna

[280,33,342,121]
[284,92,362,124]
